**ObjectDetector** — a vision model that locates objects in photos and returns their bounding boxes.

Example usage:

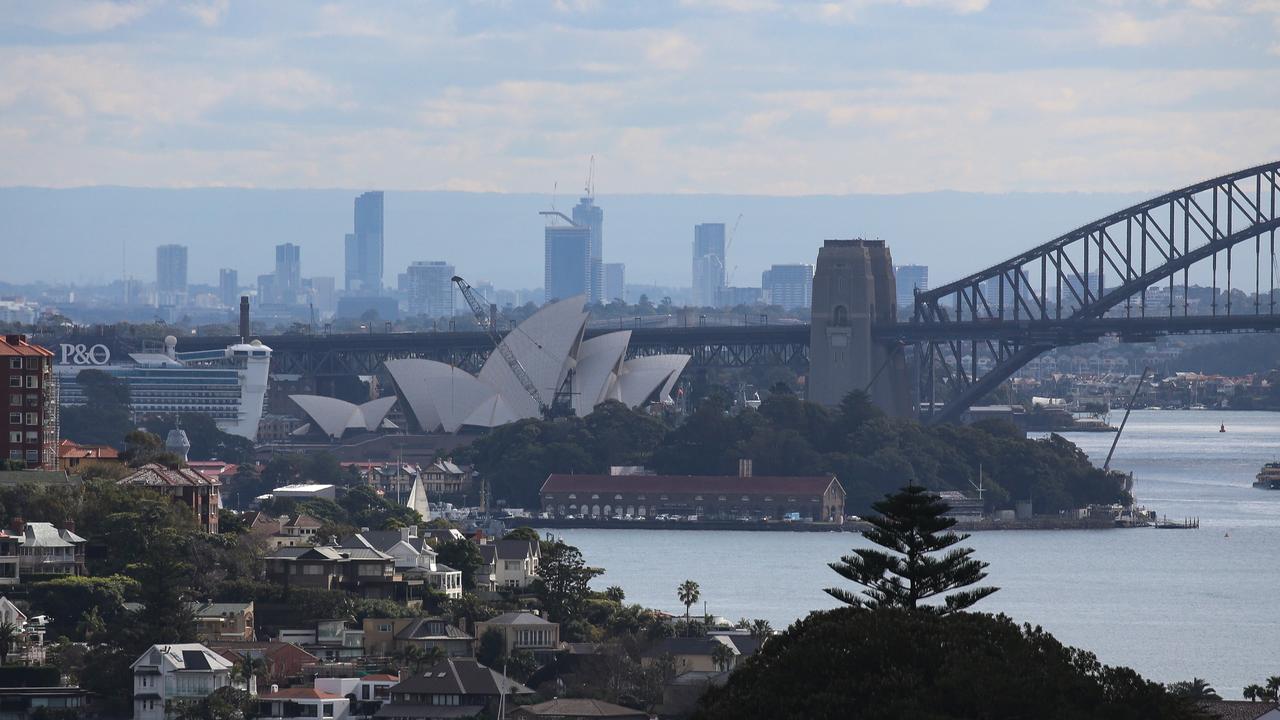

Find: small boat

[1219,423,1226,433]
[1255,462,1280,489]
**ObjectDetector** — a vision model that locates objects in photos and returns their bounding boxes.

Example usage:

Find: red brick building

[540,473,847,522]
[0,335,56,470]
[117,463,222,533]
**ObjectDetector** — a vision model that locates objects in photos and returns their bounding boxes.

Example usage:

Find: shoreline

[521,517,1126,533]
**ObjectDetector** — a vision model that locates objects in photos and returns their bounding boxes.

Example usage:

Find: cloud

[645,32,702,71]
[182,0,229,28]
[16,0,154,34]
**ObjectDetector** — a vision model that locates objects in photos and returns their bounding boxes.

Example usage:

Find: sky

[2,0,1279,196]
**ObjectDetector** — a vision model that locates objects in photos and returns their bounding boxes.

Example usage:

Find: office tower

[762,263,814,309]
[256,274,277,305]
[275,243,302,305]
[893,264,929,306]
[304,276,337,317]
[545,224,592,304]
[406,261,457,318]
[572,196,604,302]
[156,244,188,306]
[345,191,385,293]
[692,223,726,307]
[603,263,625,303]
[218,269,239,307]
[0,335,56,470]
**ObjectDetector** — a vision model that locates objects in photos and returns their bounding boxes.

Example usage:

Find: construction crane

[584,155,595,199]
[724,213,743,285]
[452,275,548,414]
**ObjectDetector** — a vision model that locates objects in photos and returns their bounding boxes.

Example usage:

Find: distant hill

[0,186,1148,290]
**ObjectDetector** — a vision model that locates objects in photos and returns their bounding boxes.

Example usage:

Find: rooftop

[0,335,52,358]
[119,463,219,488]
[258,687,344,701]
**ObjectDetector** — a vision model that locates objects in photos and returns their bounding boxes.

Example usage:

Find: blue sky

[2,0,1278,195]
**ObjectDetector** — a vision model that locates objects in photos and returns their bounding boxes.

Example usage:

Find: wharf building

[539,467,846,522]
[345,191,385,293]
[762,263,814,310]
[0,335,56,470]
[692,223,726,307]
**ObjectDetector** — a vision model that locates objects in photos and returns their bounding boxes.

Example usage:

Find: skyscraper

[572,196,604,303]
[762,264,814,309]
[893,264,929,307]
[603,262,626,303]
[275,243,302,304]
[545,224,592,304]
[156,244,188,306]
[406,261,457,318]
[692,223,726,307]
[218,268,239,308]
[345,191,384,293]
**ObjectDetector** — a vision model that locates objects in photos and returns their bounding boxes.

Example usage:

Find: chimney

[61,519,75,534]
[408,524,418,538]
[400,526,410,542]
[239,295,250,341]
[9,518,23,535]
[738,459,753,478]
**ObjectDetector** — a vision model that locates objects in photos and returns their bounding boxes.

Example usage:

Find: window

[832,305,849,326]
[7,378,18,388]
[9,413,21,425]
[25,395,36,407]
[25,450,37,462]
[7,432,19,443]
[377,623,392,632]
[7,359,19,370]
[25,413,37,426]
[8,394,18,406]
[7,451,19,460]
[302,564,324,575]
[24,376,37,389]
[25,431,37,443]
[358,564,384,576]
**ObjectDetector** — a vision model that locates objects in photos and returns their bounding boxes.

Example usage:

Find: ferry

[1254,462,1280,490]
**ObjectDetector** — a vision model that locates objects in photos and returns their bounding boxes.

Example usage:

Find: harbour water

[557,410,1280,697]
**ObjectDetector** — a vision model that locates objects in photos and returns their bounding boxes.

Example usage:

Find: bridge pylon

[808,239,911,416]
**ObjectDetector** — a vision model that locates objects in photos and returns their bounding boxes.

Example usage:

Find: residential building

[131,643,235,720]
[345,191,384,293]
[255,687,349,720]
[57,438,120,472]
[422,460,470,496]
[539,470,847,522]
[266,513,324,549]
[603,262,625,303]
[275,243,302,305]
[0,684,95,719]
[717,286,763,307]
[405,261,456,318]
[692,223,726,307]
[315,675,398,717]
[192,601,255,643]
[761,263,813,310]
[545,224,592,303]
[363,617,473,658]
[263,540,423,604]
[641,636,742,673]
[893,264,929,306]
[213,642,319,687]
[473,612,560,659]
[511,698,648,720]
[156,244,189,306]
[271,484,337,502]
[476,540,540,591]
[572,195,604,303]
[0,595,45,663]
[0,530,20,585]
[1,334,56,470]
[344,526,462,598]
[218,268,239,308]
[377,658,533,720]
[13,520,85,576]
[271,621,363,663]
[118,463,221,533]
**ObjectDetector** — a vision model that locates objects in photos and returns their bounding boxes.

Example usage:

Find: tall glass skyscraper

[156,244,188,307]
[572,196,604,303]
[893,264,929,307]
[545,225,592,304]
[692,223,726,307]
[345,191,384,293]
[218,268,238,307]
[275,242,302,304]
[406,261,457,318]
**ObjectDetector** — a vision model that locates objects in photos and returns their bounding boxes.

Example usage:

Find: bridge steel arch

[910,160,1280,424]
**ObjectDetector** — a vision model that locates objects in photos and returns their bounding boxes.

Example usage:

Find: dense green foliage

[60,369,133,447]
[827,486,997,614]
[692,608,1206,720]
[462,392,1130,515]
[533,540,605,628]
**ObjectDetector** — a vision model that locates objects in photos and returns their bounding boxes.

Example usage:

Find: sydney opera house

[378,296,689,433]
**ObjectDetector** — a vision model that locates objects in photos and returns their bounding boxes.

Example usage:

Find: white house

[477,539,540,591]
[255,687,350,720]
[339,527,462,598]
[131,643,236,720]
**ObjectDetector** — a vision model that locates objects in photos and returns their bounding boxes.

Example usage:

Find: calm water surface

[557,410,1280,697]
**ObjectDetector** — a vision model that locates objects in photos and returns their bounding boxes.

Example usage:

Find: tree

[477,628,506,667]
[1167,678,1221,701]
[710,641,734,672]
[677,580,700,636]
[393,644,444,675]
[1243,676,1280,702]
[534,541,605,626]
[503,527,541,543]
[436,539,484,591]
[826,485,997,615]
[0,621,22,664]
[748,618,772,641]
[693,608,1204,720]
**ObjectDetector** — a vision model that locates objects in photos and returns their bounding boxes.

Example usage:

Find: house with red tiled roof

[118,463,221,533]
[539,470,846,522]
[255,686,349,719]
[56,439,120,472]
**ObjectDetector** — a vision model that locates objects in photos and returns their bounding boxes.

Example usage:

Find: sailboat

[1220,422,1226,433]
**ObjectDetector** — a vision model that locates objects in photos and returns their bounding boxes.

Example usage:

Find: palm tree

[394,644,446,675]
[234,654,267,693]
[748,619,773,642]
[1167,678,1220,701]
[710,642,735,672]
[677,580,700,636]
[1244,684,1270,702]
[0,622,22,665]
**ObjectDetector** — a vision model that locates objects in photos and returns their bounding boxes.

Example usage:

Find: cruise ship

[55,335,271,440]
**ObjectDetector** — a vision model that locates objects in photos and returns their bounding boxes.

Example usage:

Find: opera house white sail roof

[386,296,690,432]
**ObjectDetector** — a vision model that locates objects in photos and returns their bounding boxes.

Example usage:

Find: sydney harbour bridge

[59,161,1280,424]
